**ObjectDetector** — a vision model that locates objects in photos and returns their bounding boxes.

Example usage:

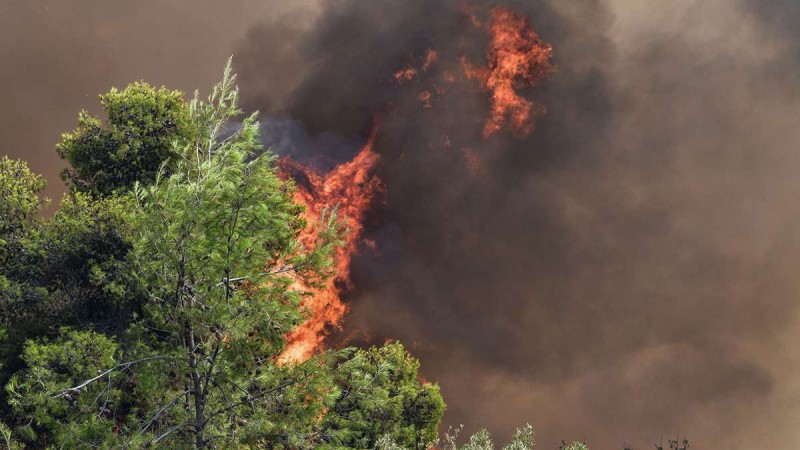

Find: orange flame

[276,6,552,363]
[395,49,438,85]
[462,6,553,138]
[277,126,383,364]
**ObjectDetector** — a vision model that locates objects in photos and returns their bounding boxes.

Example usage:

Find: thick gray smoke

[236,0,800,448]
[3,0,800,447]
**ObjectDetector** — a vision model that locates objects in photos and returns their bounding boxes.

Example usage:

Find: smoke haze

[3,0,800,447]
[0,0,320,203]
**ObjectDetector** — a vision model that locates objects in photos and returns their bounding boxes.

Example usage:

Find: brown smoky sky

[3,1,800,448]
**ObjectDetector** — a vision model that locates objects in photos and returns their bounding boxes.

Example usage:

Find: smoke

[235,0,800,448]
[3,0,800,447]
[0,0,320,204]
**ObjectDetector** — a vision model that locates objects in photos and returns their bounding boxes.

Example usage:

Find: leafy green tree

[0,156,47,315]
[0,156,47,237]
[0,165,144,443]
[124,61,343,448]
[441,424,535,450]
[6,328,128,447]
[0,184,142,396]
[57,82,192,197]
[4,61,447,449]
[0,420,22,450]
[40,192,141,330]
[2,82,186,394]
[0,157,49,393]
[323,342,445,449]
[7,61,342,449]
[374,424,539,450]
[559,441,588,450]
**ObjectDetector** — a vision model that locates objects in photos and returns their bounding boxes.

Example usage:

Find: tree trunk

[189,327,206,449]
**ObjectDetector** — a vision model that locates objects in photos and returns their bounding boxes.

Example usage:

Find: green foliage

[42,192,141,328]
[57,81,191,197]
[0,158,50,399]
[0,156,47,237]
[0,157,48,322]
[1,85,185,399]
[0,421,22,450]
[559,441,588,450]
[374,434,407,450]
[655,438,690,450]
[0,188,142,401]
[0,156,47,298]
[440,424,535,450]
[121,60,341,448]
[373,424,539,450]
[323,342,445,449]
[6,328,126,447]
[1,61,448,449]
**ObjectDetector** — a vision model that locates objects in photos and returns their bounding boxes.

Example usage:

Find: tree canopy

[57,82,192,197]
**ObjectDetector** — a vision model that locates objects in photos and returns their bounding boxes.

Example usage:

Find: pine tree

[4,60,448,449]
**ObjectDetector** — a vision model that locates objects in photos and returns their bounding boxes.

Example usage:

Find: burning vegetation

[466,7,554,138]
[277,126,383,364]
[276,5,553,362]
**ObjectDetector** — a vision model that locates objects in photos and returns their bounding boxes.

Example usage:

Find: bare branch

[51,356,176,399]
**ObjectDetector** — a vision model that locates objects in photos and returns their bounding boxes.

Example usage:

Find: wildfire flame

[463,6,553,138]
[395,7,552,137]
[277,126,383,364]
[276,6,552,363]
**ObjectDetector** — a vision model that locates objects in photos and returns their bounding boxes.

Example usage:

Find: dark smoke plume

[236,0,800,448]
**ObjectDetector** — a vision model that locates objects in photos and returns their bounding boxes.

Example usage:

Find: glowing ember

[422,49,439,71]
[395,49,438,84]
[394,67,417,83]
[462,6,553,138]
[277,126,383,364]
[461,147,481,176]
[418,90,433,108]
